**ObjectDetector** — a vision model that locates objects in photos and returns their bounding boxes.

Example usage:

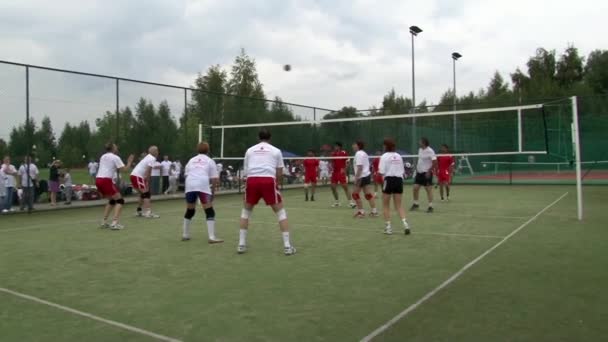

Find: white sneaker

[384,225,393,235]
[237,245,247,254]
[143,213,160,219]
[100,222,110,229]
[1,209,8,214]
[349,202,357,209]
[110,223,124,230]
[9,208,15,212]
[135,211,143,217]
[331,202,341,208]
[403,220,411,235]
[284,246,297,256]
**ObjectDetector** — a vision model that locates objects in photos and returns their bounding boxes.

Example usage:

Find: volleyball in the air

[283,64,291,72]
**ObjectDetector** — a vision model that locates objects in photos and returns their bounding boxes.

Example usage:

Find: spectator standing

[0,165,5,212]
[48,160,61,206]
[2,156,18,212]
[165,164,179,195]
[160,155,172,193]
[18,156,39,212]
[63,168,73,205]
[88,159,99,184]
[150,159,162,195]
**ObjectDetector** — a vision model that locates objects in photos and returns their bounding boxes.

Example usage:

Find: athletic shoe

[353,212,366,219]
[9,209,15,212]
[208,238,224,244]
[410,204,420,211]
[237,245,247,254]
[181,237,191,241]
[284,246,297,256]
[403,221,411,235]
[1,209,8,214]
[110,223,124,230]
[135,211,143,217]
[384,226,393,235]
[331,202,341,208]
[446,197,450,202]
[349,202,357,209]
[427,207,434,213]
[369,211,380,217]
[100,222,110,229]
[144,213,160,219]
[311,196,315,202]
[440,198,445,202]
[305,196,309,202]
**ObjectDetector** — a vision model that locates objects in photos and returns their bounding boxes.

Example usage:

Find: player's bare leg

[363,185,378,216]
[330,183,340,206]
[446,183,451,200]
[342,183,356,208]
[382,193,392,234]
[394,193,410,234]
[238,203,254,253]
[203,202,223,244]
[352,185,364,218]
[271,203,296,255]
[439,183,445,201]
[425,185,434,213]
[110,193,125,229]
[101,202,112,228]
[411,184,421,211]
[304,183,310,201]
[311,182,316,201]
[136,196,144,216]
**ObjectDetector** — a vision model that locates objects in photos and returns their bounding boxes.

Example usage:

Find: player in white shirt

[411,137,438,213]
[379,137,410,235]
[18,156,39,212]
[238,129,296,256]
[88,159,99,184]
[319,159,330,185]
[351,141,378,218]
[160,155,172,193]
[96,143,134,229]
[130,146,160,218]
[2,156,18,213]
[181,142,223,244]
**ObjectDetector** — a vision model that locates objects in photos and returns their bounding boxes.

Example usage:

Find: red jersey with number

[437,156,455,173]
[303,159,319,178]
[331,150,348,171]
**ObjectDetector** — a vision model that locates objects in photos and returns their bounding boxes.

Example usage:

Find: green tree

[584,50,608,94]
[192,65,228,126]
[556,46,585,89]
[35,116,57,165]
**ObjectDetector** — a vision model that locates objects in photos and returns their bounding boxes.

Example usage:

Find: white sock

[239,229,248,246]
[372,207,378,213]
[429,202,433,208]
[206,219,216,240]
[282,231,291,248]
[183,218,192,238]
[385,221,391,228]
[414,200,419,205]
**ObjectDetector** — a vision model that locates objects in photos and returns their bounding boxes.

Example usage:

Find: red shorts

[304,174,317,184]
[374,174,383,184]
[331,170,347,185]
[130,175,148,192]
[438,170,452,183]
[245,177,282,206]
[96,178,119,198]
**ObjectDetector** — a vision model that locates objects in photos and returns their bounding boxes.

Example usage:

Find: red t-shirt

[303,159,319,177]
[331,150,348,171]
[372,157,380,173]
[437,156,455,173]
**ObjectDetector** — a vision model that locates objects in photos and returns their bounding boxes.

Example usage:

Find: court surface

[1,185,607,341]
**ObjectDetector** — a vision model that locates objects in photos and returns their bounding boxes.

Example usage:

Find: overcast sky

[1,0,607,140]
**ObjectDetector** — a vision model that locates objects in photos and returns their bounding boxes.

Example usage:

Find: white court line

[360,191,569,342]
[214,219,505,239]
[0,287,182,342]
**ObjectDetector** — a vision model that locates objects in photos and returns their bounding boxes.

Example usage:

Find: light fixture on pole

[451,52,462,150]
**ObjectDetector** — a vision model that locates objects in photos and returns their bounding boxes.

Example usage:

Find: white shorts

[320,171,329,179]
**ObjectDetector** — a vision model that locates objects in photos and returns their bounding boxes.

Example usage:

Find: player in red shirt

[303,150,319,202]
[330,142,355,208]
[437,144,455,201]
[372,150,383,197]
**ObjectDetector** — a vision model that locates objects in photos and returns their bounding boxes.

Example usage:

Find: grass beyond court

[1,186,607,341]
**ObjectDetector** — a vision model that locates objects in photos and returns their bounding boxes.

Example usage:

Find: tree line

[1,45,606,166]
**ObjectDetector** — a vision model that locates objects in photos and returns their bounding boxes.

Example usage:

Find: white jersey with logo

[185,154,218,194]
[243,142,284,178]
[354,150,371,178]
[97,153,125,179]
[416,147,437,173]
[379,152,405,178]
[150,161,161,177]
[131,154,156,178]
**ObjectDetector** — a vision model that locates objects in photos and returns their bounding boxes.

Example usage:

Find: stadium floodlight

[409,25,422,151]
[452,52,462,150]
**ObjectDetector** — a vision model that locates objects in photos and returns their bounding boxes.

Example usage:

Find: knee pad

[241,208,252,220]
[205,207,215,220]
[184,208,195,219]
[277,208,288,221]
[116,198,125,205]
[352,192,361,200]
[140,192,151,199]
[109,199,116,206]
[365,193,374,200]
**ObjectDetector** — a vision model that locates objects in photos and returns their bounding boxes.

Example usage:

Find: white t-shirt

[244,142,284,178]
[97,153,125,179]
[131,154,156,178]
[64,173,73,187]
[160,160,172,176]
[0,168,5,196]
[18,163,39,187]
[2,164,17,187]
[216,163,223,174]
[88,162,98,174]
[319,160,329,172]
[174,161,182,174]
[169,169,179,179]
[379,152,405,178]
[416,147,437,173]
[150,161,161,177]
[185,154,218,194]
[354,150,371,178]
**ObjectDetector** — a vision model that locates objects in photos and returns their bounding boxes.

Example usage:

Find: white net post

[571,96,583,221]
[517,108,523,152]
[198,123,203,143]
[220,127,225,159]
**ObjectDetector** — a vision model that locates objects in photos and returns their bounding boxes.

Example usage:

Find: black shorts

[357,175,372,187]
[414,172,433,186]
[382,176,403,194]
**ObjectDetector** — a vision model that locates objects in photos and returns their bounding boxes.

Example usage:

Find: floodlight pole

[452,52,461,150]
[409,26,422,152]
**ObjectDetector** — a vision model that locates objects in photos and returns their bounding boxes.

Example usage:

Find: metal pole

[517,108,523,152]
[411,33,417,152]
[571,96,583,221]
[25,66,31,190]
[452,58,457,150]
[115,79,120,142]
[184,89,188,152]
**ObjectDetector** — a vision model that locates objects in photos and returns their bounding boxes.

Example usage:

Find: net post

[220,127,225,159]
[517,108,523,152]
[571,96,583,221]
[198,123,203,143]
